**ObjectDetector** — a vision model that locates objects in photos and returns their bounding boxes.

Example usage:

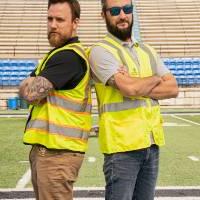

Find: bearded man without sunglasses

[88,0,179,199]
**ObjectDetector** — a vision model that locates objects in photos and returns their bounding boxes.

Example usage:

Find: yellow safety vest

[23,43,92,152]
[91,35,165,154]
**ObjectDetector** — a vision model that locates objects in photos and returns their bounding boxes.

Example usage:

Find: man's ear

[101,11,105,19]
[73,18,79,30]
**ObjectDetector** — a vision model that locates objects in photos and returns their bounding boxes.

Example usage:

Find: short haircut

[101,0,107,12]
[101,0,133,12]
[48,0,80,20]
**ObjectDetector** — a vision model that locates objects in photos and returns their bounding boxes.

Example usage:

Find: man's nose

[50,19,57,29]
[119,9,127,19]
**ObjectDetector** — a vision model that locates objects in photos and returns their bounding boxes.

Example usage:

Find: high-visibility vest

[23,43,92,152]
[91,35,165,154]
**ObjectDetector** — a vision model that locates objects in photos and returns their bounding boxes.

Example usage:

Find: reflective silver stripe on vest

[49,95,91,113]
[100,98,159,113]
[27,119,89,140]
[138,43,157,74]
[99,40,129,70]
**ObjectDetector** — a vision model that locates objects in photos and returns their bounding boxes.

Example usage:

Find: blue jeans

[103,145,159,200]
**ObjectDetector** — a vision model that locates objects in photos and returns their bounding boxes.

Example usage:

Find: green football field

[0,112,200,188]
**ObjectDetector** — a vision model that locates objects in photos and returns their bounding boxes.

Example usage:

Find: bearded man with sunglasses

[89,0,178,199]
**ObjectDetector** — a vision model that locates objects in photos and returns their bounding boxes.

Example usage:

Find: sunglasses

[105,4,133,16]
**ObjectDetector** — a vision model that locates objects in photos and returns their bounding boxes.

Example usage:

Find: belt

[33,144,85,154]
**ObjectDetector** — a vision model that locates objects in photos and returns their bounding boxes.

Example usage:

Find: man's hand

[117,66,129,76]
[107,65,129,89]
[148,73,179,100]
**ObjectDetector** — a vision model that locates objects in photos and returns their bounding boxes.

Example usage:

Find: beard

[48,32,68,48]
[105,16,133,41]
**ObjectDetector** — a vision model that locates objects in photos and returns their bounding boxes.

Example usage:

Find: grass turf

[0,118,30,188]
[0,115,200,188]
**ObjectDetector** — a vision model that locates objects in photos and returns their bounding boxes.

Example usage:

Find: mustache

[48,31,59,39]
[49,31,58,35]
[117,19,129,24]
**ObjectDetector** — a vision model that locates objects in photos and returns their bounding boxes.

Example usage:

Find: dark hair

[101,0,107,12]
[101,0,133,13]
[48,0,80,20]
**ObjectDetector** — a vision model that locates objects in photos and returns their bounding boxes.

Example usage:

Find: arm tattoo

[107,75,118,89]
[24,76,53,104]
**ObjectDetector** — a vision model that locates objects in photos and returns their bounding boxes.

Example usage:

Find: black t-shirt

[30,37,87,90]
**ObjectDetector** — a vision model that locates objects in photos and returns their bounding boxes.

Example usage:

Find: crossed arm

[108,69,179,100]
[19,76,54,105]
[148,73,178,99]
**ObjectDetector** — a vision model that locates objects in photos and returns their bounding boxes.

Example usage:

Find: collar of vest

[106,33,139,48]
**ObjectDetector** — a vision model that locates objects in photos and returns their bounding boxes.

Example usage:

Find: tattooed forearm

[19,76,53,105]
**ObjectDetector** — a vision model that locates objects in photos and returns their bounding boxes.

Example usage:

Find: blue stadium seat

[10,69,19,86]
[187,78,195,85]
[0,59,38,86]
[176,60,184,67]
[162,57,200,86]
[192,59,200,75]
[195,71,200,84]
[0,65,2,85]
[184,60,192,68]
[2,73,10,86]
[176,68,185,75]
[0,62,3,68]
[168,60,177,71]
[10,60,19,67]
[192,60,200,66]
[26,60,37,72]
[170,69,177,76]
[187,71,195,85]
[192,58,200,64]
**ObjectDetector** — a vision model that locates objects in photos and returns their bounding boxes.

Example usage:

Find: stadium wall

[159,88,200,108]
[0,88,200,110]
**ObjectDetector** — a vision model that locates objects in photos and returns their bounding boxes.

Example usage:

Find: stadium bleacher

[135,0,200,57]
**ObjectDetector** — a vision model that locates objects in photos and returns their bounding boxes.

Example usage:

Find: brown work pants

[29,145,84,200]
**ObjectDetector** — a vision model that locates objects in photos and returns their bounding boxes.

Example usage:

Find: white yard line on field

[16,168,31,189]
[155,198,200,200]
[2,186,200,192]
[78,198,200,200]
[188,156,199,162]
[163,122,190,126]
[2,187,200,200]
[171,114,200,126]
[162,113,200,116]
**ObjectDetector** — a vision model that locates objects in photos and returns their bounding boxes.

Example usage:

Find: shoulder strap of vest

[35,53,50,75]
[98,36,130,70]
[137,42,157,75]
[36,43,88,75]
[65,43,91,102]
[64,43,88,63]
